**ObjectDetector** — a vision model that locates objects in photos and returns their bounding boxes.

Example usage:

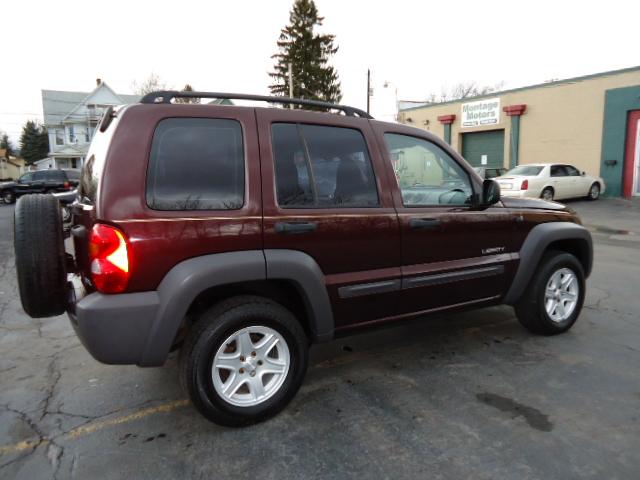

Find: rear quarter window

[146,118,244,211]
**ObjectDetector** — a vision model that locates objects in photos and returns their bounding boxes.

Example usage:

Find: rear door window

[146,118,244,210]
[272,123,379,208]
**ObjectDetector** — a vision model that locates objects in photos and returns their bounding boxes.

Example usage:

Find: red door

[256,109,401,330]
[623,110,640,198]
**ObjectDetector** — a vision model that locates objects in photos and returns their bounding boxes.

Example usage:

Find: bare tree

[427,81,505,103]
[132,72,169,95]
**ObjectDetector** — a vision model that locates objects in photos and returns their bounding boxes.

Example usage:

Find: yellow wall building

[398,66,640,197]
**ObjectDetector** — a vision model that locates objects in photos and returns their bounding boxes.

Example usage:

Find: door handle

[275,221,317,234]
[409,218,441,230]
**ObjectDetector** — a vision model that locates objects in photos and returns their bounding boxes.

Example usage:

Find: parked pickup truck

[13,91,592,427]
[1,169,78,204]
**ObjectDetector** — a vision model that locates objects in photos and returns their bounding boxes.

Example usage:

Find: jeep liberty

[14,91,592,426]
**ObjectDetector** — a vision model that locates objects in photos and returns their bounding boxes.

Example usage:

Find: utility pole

[366,69,371,115]
[288,62,294,109]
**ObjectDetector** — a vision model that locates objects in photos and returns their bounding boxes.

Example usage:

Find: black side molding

[403,266,504,290]
[338,279,401,299]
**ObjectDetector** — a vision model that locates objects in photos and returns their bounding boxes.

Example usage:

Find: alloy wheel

[211,326,290,407]
[544,268,579,322]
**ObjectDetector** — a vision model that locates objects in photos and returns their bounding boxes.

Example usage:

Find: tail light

[521,179,529,190]
[89,224,131,293]
[63,181,71,189]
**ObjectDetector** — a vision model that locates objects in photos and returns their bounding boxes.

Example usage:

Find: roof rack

[139,90,373,119]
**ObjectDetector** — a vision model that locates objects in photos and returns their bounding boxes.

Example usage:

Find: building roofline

[399,65,640,112]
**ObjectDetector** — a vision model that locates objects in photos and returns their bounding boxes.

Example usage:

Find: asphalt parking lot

[1,198,639,479]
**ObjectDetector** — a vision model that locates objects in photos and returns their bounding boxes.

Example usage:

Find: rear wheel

[515,250,585,335]
[14,194,68,317]
[179,295,308,427]
[540,187,554,201]
[587,183,600,201]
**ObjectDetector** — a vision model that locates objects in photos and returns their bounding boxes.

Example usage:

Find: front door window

[384,134,474,206]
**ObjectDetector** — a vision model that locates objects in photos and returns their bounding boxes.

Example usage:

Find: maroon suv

[14,91,592,426]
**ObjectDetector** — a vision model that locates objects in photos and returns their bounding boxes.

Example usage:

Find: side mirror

[482,179,501,206]
[581,171,586,176]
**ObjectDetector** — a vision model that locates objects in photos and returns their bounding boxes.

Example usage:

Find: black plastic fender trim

[504,222,593,305]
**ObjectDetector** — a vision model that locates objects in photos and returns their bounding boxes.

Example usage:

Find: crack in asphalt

[40,357,62,421]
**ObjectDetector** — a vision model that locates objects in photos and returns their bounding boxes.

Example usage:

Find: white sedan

[496,164,605,201]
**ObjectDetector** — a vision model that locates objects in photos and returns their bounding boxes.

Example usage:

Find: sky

[1,0,639,145]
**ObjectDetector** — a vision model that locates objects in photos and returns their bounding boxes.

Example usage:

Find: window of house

[55,130,64,146]
[272,123,379,208]
[384,133,474,206]
[146,118,244,210]
[68,126,76,144]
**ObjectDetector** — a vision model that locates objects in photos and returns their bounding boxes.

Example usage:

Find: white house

[40,80,139,170]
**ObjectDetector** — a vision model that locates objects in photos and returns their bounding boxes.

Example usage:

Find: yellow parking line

[0,399,190,456]
[0,439,47,455]
[65,399,190,439]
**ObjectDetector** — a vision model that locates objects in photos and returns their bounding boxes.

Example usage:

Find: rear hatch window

[79,107,123,203]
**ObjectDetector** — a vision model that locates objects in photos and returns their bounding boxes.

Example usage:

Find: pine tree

[19,121,49,164]
[175,84,201,104]
[269,0,342,105]
[0,133,13,156]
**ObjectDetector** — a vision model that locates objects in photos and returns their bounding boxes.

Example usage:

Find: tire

[515,250,585,335]
[179,295,309,427]
[14,194,67,318]
[540,187,554,201]
[587,183,600,201]
[2,190,15,204]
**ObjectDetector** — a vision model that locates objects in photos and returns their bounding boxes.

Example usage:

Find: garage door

[461,130,505,168]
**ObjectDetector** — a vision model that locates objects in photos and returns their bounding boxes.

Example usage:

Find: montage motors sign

[461,98,500,128]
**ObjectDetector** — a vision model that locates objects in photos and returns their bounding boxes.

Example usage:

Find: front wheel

[179,295,309,427]
[515,251,585,335]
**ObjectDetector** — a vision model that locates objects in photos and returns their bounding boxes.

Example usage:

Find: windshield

[506,165,543,176]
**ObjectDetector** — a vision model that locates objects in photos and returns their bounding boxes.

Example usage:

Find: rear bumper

[68,291,160,366]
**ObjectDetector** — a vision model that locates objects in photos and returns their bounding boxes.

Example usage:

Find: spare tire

[14,194,68,318]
